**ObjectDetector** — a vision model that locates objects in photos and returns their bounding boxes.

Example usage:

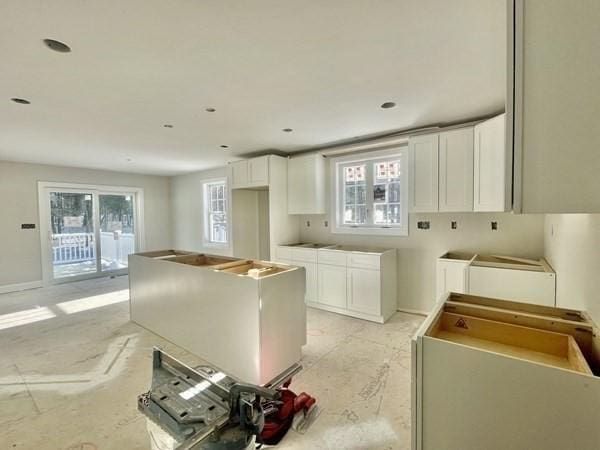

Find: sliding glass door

[49,190,98,279]
[99,193,136,273]
[40,183,142,284]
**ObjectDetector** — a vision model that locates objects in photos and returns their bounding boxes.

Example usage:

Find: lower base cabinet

[436,253,556,307]
[347,267,381,316]
[293,260,318,303]
[317,264,347,309]
[412,292,600,450]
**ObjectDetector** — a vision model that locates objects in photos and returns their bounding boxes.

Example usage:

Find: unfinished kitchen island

[129,250,306,385]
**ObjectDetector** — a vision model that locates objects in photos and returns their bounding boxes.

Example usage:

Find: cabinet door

[347,268,381,316]
[317,264,347,309]
[288,154,326,214]
[294,261,318,303]
[231,160,249,188]
[474,114,509,211]
[409,134,439,212]
[436,261,468,300]
[249,156,269,186]
[439,128,474,212]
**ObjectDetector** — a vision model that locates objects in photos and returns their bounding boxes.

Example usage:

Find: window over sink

[331,148,408,236]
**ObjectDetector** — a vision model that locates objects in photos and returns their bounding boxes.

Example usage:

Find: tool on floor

[138,348,303,450]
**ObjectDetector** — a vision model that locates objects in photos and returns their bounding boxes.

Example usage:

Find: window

[331,148,408,236]
[203,179,229,246]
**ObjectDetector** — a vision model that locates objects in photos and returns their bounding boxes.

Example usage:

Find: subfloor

[0,276,424,450]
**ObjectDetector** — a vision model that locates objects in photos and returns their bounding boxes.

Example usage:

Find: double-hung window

[331,148,408,236]
[203,179,229,246]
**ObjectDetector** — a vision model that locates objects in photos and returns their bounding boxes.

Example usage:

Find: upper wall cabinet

[474,114,510,212]
[512,1,600,212]
[230,156,270,189]
[439,127,474,212]
[409,133,439,212]
[409,116,508,214]
[288,154,326,215]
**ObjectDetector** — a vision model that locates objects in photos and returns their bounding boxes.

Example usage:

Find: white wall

[0,160,171,288]
[170,166,231,255]
[544,214,600,324]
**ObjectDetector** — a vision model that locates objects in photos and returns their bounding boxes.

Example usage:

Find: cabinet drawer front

[348,252,380,269]
[291,248,318,263]
[318,250,347,266]
[276,246,292,261]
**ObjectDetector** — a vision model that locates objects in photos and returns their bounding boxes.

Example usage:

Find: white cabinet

[436,253,556,307]
[474,114,510,211]
[249,156,269,186]
[275,245,318,303]
[230,156,270,189]
[288,154,326,215]
[409,133,439,212]
[313,247,397,323]
[512,2,600,213]
[317,264,347,309]
[410,119,507,213]
[347,268,381,316]
[438,127,474,212]
[412,293,599,450]
[436,258,470,300]
[295,261,318,303]
[231,160,249,188]
[468,266,556,307]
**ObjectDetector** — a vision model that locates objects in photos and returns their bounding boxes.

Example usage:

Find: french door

[38,182,143,285]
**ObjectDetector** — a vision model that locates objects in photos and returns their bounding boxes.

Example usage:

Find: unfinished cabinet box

[412,292,600,450]
[435,252,474,300]
[288,154,326,214]
[436,253,556,307]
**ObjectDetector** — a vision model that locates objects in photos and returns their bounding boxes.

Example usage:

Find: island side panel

[258,267,306,384]
[129,255,262,384]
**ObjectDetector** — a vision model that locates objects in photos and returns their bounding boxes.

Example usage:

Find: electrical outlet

[306,221,311,227]
[417,221,430,230]
[324,220,329,227]
[451,221,457,230]
[491,221,498,231]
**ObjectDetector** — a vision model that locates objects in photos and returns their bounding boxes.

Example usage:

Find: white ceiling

[0,0,506,176]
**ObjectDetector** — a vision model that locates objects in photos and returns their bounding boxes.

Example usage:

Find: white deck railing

[52,232,135,265]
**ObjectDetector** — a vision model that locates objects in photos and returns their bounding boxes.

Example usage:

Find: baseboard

[396,308,429,317]
[0,280,43,295]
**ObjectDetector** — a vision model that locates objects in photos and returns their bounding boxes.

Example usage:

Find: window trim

[330,147,409,236]
[202,177,231,249]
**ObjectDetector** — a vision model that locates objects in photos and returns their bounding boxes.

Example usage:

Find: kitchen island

[129,250,306,385]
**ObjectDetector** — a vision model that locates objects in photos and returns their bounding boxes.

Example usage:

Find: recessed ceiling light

[163,124,174,128]
[220,145,229,149]
[205,108,216,112]
[381,102,396,109]
[282,128,293,133]
[11,98,31,105]
[43,39,71,53]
